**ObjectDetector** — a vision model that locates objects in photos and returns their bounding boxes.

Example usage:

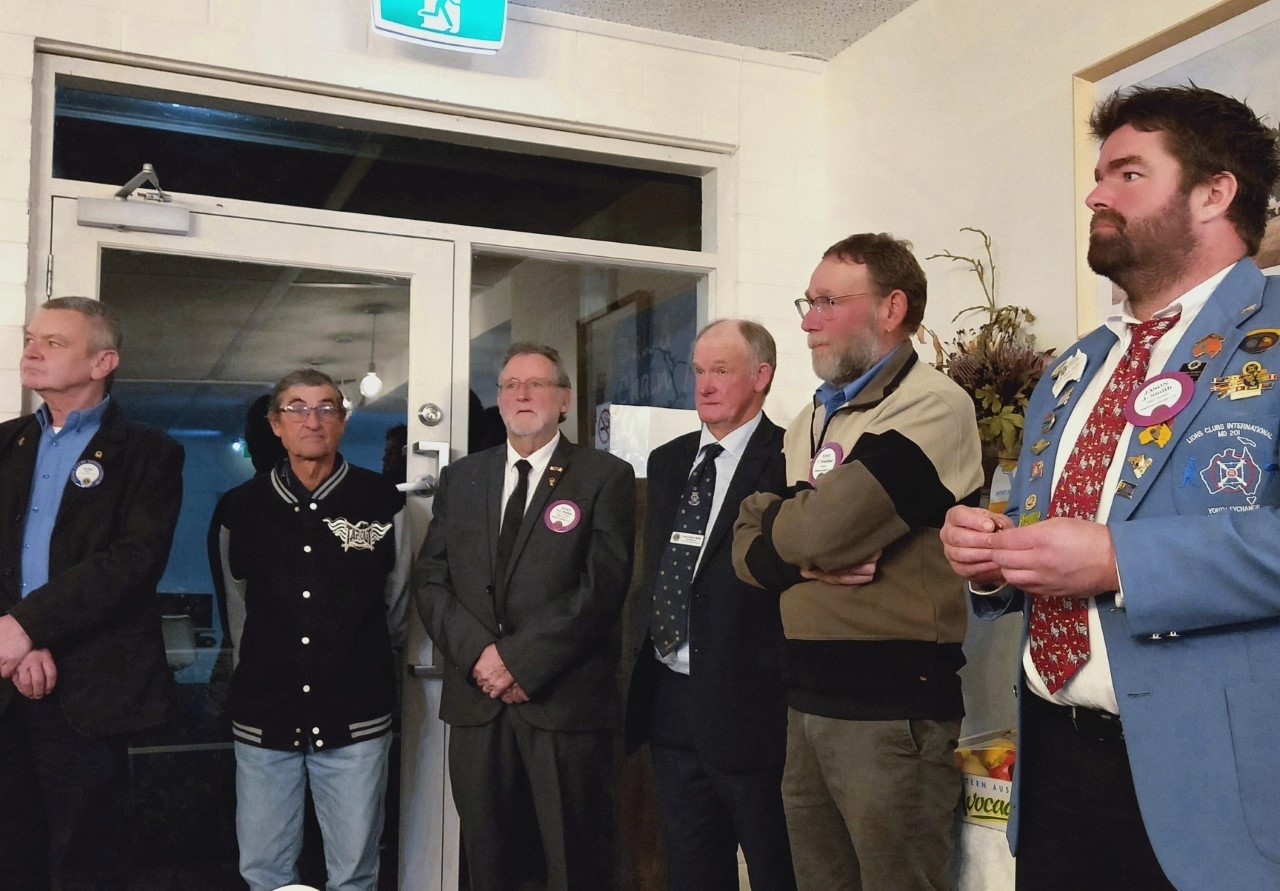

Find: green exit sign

[373,0,507,54]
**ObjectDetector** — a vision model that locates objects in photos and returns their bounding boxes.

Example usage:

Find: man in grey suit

[415,342,635,890]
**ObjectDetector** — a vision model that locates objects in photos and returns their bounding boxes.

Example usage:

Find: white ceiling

[512,0,919,59]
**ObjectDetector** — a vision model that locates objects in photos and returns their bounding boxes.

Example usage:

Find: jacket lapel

[1108,261,1266,522]
[486,447,505,569]
[698,417,774,574]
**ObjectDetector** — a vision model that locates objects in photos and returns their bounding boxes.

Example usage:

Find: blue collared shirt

[20,396,111,597]
[814,349,897,418]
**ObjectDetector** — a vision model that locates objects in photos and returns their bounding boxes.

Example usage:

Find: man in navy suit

[415,342,635,890]
[942,85,1280,889]
[625,319,794,890]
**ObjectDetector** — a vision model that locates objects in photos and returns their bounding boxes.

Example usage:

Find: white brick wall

[0,0,824,421]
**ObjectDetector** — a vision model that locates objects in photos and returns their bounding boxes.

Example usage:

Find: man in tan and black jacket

[733,233,983,891]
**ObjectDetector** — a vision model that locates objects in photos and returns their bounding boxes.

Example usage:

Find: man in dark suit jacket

[415,342,635,891]
[0,296,184,889]
[625,319,795,891]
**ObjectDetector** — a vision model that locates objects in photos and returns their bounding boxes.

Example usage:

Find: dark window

[54,83,703,250]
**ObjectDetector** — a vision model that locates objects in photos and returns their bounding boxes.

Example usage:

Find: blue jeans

[235,735,391,891]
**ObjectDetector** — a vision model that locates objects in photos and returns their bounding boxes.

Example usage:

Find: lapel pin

[1192,333,1224,358]
[1051,350,1087,397]
[1210,360,1277,400]
[1241,328,1280,354]
[1115,480,1136,499]
[1127,454,1153,479]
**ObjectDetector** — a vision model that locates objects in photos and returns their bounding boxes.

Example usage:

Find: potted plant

[920,228,1056,480]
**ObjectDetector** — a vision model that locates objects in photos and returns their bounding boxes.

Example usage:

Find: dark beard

[1087,197,1196,305]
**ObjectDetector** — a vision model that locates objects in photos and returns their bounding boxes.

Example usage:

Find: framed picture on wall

[1071,0,1280,334]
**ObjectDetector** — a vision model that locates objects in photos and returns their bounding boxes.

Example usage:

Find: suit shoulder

[648,430,700,464]
[570,443,635,479]
[0,413,38,452]
[123,418,183,457]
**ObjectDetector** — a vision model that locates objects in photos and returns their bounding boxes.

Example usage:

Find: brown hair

[822,233,927,333]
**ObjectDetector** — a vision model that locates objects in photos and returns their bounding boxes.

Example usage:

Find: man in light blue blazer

[942,85,1280,890]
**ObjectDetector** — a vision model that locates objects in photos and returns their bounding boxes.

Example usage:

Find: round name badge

[1124,371,1194,427]
[543,500,581,533]
[71,459,104,488]
[809,442,844,484]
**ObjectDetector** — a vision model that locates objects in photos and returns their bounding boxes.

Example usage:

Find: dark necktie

[1030,314,1179,693]
[494,458,532,618]
[651,443,724,657]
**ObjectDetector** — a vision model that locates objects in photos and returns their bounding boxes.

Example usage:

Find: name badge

[72,459,104,488]
[1124,371,1193,427]
[669,531,704,547]
[543,500,581,533]
[809,442,844,483]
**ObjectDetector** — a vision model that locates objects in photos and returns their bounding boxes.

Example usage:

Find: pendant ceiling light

[359,304,385,398]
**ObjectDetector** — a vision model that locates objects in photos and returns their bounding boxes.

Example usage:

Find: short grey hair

[42,296,122,353]
[502,342,571,389]
[695,319,777,395]
[269,368,347,417]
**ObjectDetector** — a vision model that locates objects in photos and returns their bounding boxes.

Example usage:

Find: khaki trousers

[782,708,961,891]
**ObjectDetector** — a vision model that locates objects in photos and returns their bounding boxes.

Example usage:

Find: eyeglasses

[278,404,345,422]
[793,292,877,320]
[498,378,564,394]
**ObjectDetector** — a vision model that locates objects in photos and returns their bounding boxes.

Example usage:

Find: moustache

[1090,210,1126,233]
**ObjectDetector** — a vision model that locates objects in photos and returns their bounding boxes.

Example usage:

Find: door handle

[398,440,451,497]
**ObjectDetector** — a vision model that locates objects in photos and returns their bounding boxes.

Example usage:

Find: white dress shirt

[502,432,561,521]
[656,411,764,675]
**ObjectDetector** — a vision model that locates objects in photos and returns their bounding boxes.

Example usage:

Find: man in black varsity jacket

[213,368,410,891]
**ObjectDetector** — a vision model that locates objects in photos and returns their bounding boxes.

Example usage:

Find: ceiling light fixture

[359,304,386,398]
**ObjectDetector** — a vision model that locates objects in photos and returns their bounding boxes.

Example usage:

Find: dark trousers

[1016,691,1175,891]
[0,693,133,891]
[649,667,795,891]
[449,708,615,891]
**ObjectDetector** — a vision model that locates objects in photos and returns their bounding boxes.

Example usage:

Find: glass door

[49,196,454,889]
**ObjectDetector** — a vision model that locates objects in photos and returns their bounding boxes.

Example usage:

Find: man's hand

[12,649,57,699]
[800,550,882,586]
[941,506,1013,586]
[500,683,530,705]
[0,615,35,679]
[989,517,1118,599]
[472,643,517,699]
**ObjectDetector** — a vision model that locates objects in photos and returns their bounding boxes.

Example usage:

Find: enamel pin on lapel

[547,465,564,488]
[1192,333,1224,358]
[1051,350,1087,398]
[1179,360,1206,381]
[1241,328,1280,354]
[1138,423,1173,448]
[1210,360,1277,400]
[1127,453,1153,479]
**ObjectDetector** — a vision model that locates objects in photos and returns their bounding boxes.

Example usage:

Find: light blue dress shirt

[20,396,111,597]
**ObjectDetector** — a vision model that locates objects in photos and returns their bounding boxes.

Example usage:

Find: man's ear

[1192,171,1238,224]
[882,289,909,332]
[754,362,774,395]
[90,349,119,382]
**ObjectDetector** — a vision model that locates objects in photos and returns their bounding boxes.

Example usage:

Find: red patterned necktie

[1030,313,1180,693]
